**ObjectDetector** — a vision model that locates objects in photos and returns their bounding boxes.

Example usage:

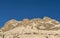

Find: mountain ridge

[0,16,60,38]
[1,16,60,32]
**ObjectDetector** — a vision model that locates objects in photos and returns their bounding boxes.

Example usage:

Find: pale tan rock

[2,19,18,31]
[1,17,60,38]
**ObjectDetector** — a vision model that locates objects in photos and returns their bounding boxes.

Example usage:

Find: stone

[0,17,60,38]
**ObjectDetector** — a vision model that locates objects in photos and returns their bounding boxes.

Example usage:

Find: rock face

[0,17,60,38]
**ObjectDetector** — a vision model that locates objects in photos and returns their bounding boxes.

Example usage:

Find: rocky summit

[0,16,60,38]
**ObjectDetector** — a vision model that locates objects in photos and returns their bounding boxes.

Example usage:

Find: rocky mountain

[0,16,60,38]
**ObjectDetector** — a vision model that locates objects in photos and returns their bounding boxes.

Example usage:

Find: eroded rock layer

[0,17,60,38]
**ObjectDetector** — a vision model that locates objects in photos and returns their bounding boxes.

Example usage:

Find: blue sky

[0,0,60,28]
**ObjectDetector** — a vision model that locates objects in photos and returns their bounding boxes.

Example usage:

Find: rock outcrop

[0,16,60,38]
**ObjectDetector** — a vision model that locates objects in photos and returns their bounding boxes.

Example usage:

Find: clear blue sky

[0,0,60,28]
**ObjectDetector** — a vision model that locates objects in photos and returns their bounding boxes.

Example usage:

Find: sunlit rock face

[0,16,60,38]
